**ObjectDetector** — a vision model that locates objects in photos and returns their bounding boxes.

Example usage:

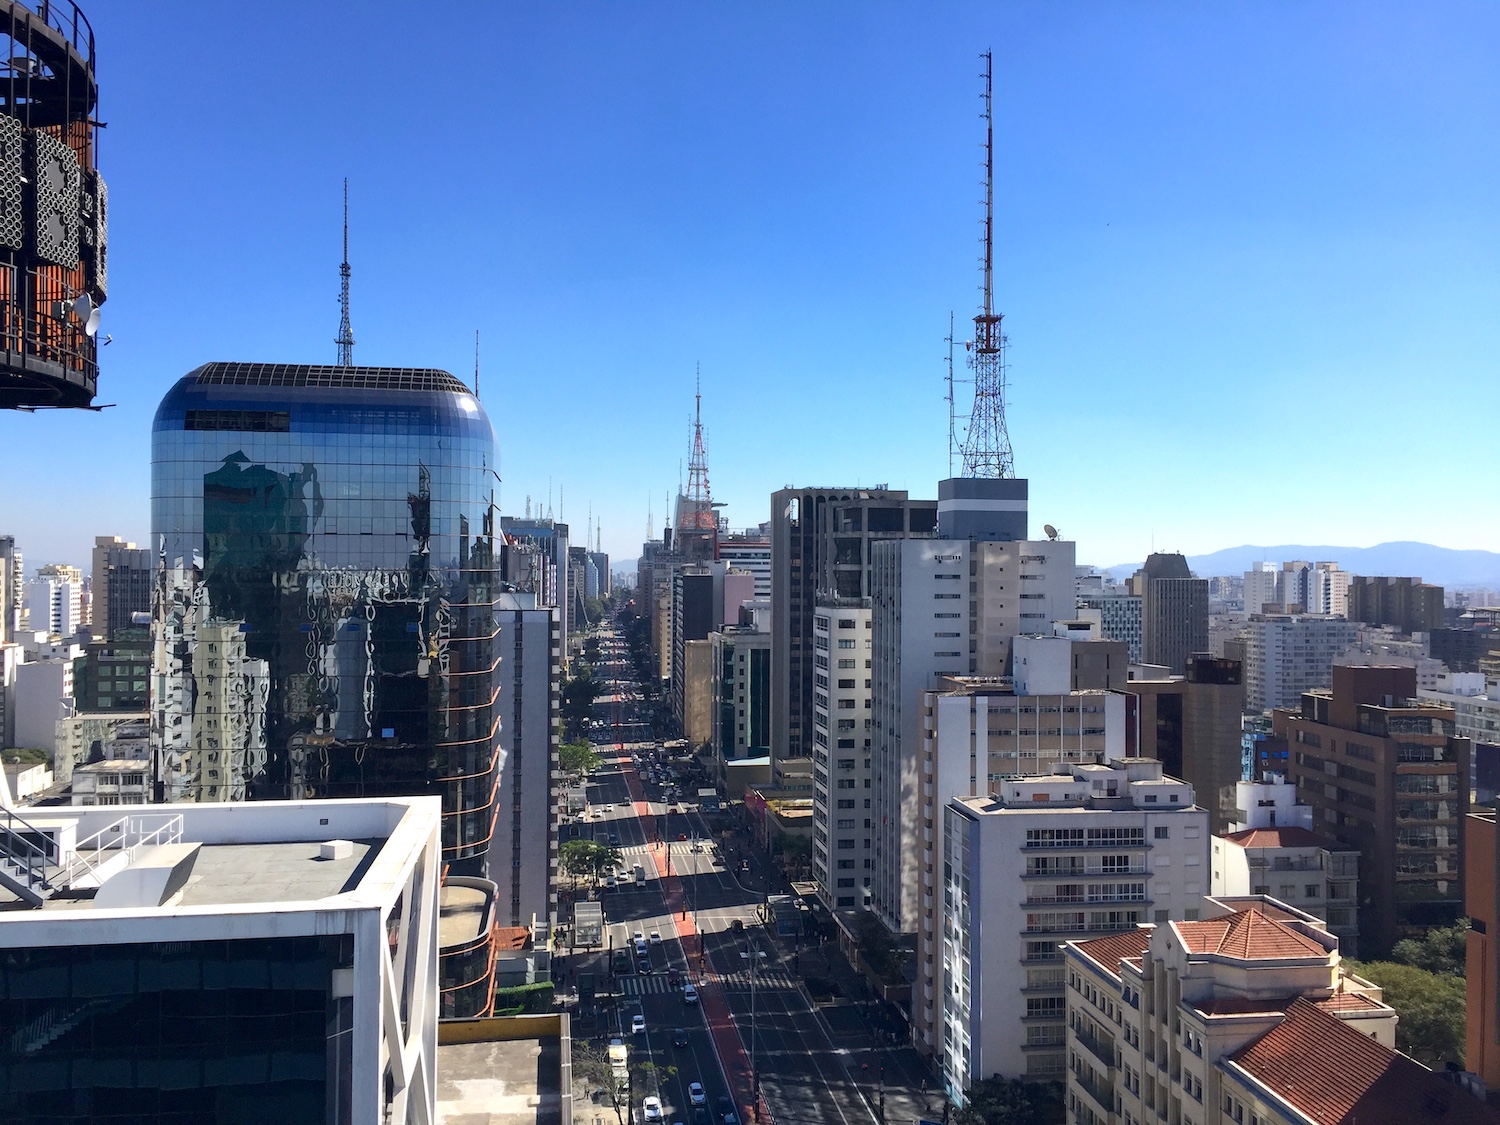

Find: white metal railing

[60,813,184,887]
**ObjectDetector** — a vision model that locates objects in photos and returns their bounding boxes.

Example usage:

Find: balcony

[1072,1065,1115,1114]
[1075,1026,1116,1070]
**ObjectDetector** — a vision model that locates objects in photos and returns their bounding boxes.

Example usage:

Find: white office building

[940,760,1209,1091]
[0,795,441,1124]
[810,603,873,911]
[25,570,82,639]
[870,531,1075,935]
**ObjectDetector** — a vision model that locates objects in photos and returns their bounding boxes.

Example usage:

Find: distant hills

[1102,542,1500,589]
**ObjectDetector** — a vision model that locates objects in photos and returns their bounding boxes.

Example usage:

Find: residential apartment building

[91,535,152,640]
[1467,807,1500,1093]
[489,592,561,929]
[1279,664,1470,954]
[940,760,1207,1089]
[71,629,151,712]
[1348,574,1445,635]
[1063,898,1494,1125]
[769,486,937,772]
[670,567,716,735]
[1211,772,1360,954]
[1133,553,1208,675]
[1422,674,1500,757]
[26,563,83,638]
[870,531,1075,936]
[1241,614,1360,712]
[1124,657,1247,836]
[810,604,873,911]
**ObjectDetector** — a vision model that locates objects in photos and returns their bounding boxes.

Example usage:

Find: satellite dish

[1044,524,1059,541]
[57,293,101,335]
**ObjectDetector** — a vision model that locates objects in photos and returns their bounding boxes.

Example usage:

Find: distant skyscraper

[27,564,82,638]
[92,535,152,640]
[150,362,501,873]
[0,535,22,643]
[1133,552,1208,673]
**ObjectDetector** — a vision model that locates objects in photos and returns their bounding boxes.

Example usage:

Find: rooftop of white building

[953,757,1199,813]
[0,797,437,919]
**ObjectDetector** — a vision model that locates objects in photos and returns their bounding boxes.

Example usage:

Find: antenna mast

[957,52,1014,478]
[473,329,480,398]
[336,179,355,367]
[683,364,715,530]
[944,311,958,477]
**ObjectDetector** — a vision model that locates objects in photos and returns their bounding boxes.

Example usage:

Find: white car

[688,1082,706,1106]
[634,930,646,944]
[642,1096,663,1121]
[683,983,698,1004]
[631,1014,646,1035]
[649,930,662,945]
[604,804,614,812]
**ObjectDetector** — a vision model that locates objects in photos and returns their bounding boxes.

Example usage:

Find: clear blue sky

[2,1,1496,572]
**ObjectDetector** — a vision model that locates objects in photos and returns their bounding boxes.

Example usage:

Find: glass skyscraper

[150,363,501,870]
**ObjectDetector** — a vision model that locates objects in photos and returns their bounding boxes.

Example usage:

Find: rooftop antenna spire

[944,311,958,477]
[957,51,1015,479]
[473,329,480,398]
[335,178,355,367]
[647,496,653,541]
[684,363,715,531]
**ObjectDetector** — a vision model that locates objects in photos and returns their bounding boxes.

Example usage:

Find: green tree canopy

[1347,959,1466,1067]
[561,668,602,737]
[1389,920,1468,976]
[559,839,623,886]
[560,740,601,777]
[954,1077,1064,1125]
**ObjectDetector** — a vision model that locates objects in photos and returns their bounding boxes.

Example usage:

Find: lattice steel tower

[335,178,354,366]
[957,51,1014,479]
[682,366,715,532]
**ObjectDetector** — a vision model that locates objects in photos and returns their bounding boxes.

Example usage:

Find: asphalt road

[569,629,883,1125]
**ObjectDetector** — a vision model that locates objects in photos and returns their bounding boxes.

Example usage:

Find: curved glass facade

[150,363,501,868]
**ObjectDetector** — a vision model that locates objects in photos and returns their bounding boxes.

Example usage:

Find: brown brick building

[1278,664,1470,955]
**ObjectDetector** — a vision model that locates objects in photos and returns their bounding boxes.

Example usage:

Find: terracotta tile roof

[1072,927,1153,978]
[1314,991,1386,1014]
[1222,826,1331,849]
[1174,909,1328,960]
[1231,998,1500,1124]
[494,926,532,951]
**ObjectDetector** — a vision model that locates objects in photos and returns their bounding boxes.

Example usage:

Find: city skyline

[2,2,1497,569]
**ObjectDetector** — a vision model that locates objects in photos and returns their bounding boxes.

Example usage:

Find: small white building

[0,795,441,1124]
[71,758,152,806]
[939,759,1209,1093]
[1211,772,1361,955]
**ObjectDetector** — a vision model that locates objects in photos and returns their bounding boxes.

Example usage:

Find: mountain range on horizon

[1100,542,1500,589]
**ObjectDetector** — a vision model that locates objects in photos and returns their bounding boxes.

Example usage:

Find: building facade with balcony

[939,760,1208,1095]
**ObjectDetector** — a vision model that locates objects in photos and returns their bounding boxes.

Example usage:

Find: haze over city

[2,0,1497,570]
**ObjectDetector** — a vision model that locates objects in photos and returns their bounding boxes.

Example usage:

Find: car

[678,833,688,841]
[673,1027,689,1048]
[604,876,617,889]
[683,983,698,1004]
[689,1082,706,1106]
[668,805,679,814]
[690,841,702,852]
[642,1096,663,1121]
[730,919,744,932]
[668,968,681,986]
[634,930,645,944]
[739,860,750,873]
[638,957,653,974]
[631,1014,646,1035]
[649,930,662,945]
[609,833,620,845]
[604,804,614,812]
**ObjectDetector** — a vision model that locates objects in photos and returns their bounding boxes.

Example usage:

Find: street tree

[1347,959,1466,1067]
[1389,920,1468,976]
[954,1077,1064,1125]
[559,839,623,890]
[560,740,601,778]
[572,1042,629,1125]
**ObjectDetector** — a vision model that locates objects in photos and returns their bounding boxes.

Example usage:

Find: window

[837,639,855,649]
[838,678,856,689]
[1153,826,1169,840]
[837,658,856,669]
[837,759,855,770]
[837,798,855,809]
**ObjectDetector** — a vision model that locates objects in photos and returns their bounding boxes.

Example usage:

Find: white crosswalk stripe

[616,975,685,996]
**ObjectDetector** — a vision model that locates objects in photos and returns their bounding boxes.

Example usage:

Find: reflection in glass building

[150,363,501,873]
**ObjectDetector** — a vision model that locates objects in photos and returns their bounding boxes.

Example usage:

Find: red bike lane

[617,734,762,1123]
